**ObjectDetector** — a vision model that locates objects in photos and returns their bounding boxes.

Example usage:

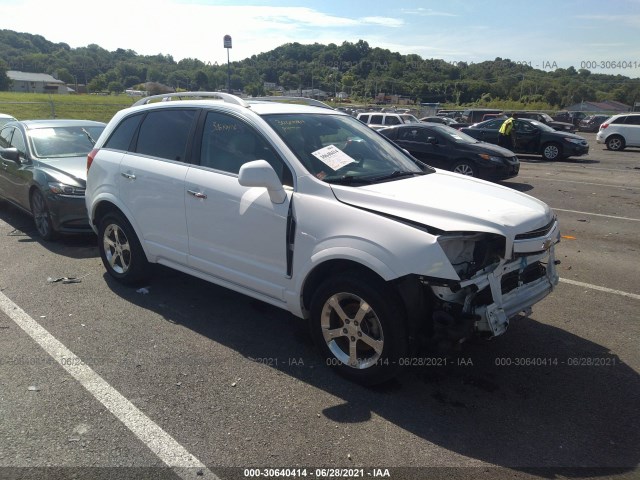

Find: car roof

[17,119,106,129]
[122,97,344,118]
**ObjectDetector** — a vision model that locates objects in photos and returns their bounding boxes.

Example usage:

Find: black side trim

[286,196,296,277]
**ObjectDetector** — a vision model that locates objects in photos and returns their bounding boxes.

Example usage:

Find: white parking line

[553,208,640,222]
[518,176,638,190]
[0,290,219,480]
[559,278,640,300]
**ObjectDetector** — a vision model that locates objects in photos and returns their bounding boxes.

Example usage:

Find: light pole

[223,35,232,93]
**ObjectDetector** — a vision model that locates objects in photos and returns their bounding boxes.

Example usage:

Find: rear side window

[136,109,197,162]
[104,113,143,151]
[370,115,383,125]
[624,116,640,125]
[385,116,400,126]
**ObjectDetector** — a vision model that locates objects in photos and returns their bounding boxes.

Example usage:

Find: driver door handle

[121,172,136,180]
[188,189,207,199]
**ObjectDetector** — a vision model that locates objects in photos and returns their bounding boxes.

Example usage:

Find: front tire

[30,189,56,241]
[542,142,561,161]
[98,211,150,285]
[606,135,625,151]
[452,160,477,177]
[310,272,408,385]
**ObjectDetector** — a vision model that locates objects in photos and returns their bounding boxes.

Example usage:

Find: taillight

[600,123,609,130]
[87,148,98,173]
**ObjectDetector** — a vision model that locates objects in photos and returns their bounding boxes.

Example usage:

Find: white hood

[330,170,553,239]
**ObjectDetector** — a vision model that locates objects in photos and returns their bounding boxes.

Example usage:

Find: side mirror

[238,160,287,204]
[427,136,438,145]
[0,147,21,164]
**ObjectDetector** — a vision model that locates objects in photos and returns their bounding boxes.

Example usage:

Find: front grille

[515,219,555,241]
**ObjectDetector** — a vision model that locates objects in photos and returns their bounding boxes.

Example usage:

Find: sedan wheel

[310,273,407,385]
[30,189,56,241]
[98,212,150,285]
[542,143,561,161]
[453,161,477,177]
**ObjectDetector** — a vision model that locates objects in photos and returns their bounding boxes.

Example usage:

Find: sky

[1,0,640,77]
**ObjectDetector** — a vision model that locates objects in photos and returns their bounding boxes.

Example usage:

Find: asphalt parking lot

[0,132,638,480]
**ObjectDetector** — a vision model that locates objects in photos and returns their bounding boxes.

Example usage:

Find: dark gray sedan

[0,119,105,240]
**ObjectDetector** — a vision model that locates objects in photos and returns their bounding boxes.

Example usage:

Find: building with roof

[564,100,630,113]
[6,71,68,94]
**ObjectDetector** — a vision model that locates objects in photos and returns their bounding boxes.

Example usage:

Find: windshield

[264,113,428,184]
[29,125,105,158]
[400,114,420,124]
[433,125,480,143]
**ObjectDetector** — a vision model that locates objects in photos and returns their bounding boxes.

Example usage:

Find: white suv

[356,112,420,130]
[85,92,560,384]
[596,113,640,151]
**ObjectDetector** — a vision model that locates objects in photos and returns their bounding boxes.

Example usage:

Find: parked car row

[1,94,562,385]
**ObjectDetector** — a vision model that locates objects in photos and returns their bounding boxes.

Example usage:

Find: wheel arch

[90,197,153,261]
[299,258,426,332]
[300,259,390,317]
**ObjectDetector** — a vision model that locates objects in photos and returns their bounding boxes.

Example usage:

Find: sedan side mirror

[238,160,287,204]
[0,147,21,164]
[427,137,438,144]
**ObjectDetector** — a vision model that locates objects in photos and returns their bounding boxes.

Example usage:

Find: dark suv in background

[512,112,575,132]
[553,111,587,127]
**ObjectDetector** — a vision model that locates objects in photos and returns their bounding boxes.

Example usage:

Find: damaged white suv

[85,92,560,384]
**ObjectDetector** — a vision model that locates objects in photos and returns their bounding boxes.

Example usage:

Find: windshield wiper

[369,170,425,183]
[81,128,96,145]
[324,175,374,185]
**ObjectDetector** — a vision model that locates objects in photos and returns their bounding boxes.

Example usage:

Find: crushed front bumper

[464,246,559,336]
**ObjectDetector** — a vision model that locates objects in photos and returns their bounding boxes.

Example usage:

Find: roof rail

[132,91,249,108]
[249,96,334,110]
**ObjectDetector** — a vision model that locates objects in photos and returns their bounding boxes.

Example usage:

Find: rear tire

[605,135,625,151]
[310,272,408,385]
[98,211,150,285]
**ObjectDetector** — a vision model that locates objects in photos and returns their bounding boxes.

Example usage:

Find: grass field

[0,92,136,123]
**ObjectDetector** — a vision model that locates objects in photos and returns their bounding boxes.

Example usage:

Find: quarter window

[0,127,13,148]
[104,113,143,151]
[9,129,27,155]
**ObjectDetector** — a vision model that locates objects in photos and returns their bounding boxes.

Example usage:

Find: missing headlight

[438,232,506,280]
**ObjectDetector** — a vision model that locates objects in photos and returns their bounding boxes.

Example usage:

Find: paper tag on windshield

[311,145,356,171]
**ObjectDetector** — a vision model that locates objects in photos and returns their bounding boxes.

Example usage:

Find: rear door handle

[121,172,136,180]
[187,189,207,199]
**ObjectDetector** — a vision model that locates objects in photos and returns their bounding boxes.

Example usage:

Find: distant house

[6,70,68,94]
[564,100,630,113]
